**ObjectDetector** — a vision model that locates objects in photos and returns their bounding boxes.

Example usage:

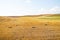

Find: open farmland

[0,14,60,40]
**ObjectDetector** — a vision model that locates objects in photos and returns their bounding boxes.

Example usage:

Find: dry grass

[0,15,60,40]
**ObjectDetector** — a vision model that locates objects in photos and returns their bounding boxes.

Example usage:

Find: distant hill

[9,14,60,18]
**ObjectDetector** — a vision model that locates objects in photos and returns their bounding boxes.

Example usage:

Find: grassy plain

[0,14,60,40]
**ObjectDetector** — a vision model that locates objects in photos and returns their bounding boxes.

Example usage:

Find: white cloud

[38,6,60,14]
[16,6,60,15]
[0,6,60,16]
[50,6,59,11]
[50,6,60,13]
[25,0,32,3]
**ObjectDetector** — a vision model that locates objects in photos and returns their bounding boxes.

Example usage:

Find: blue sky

[0,0,60,16]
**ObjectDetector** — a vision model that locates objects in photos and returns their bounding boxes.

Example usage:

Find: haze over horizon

[0,0,60,16]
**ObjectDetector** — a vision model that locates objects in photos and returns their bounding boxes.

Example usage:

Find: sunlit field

[0,14,60,40]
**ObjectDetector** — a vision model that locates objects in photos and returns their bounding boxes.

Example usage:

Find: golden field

[0,14,60,40]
